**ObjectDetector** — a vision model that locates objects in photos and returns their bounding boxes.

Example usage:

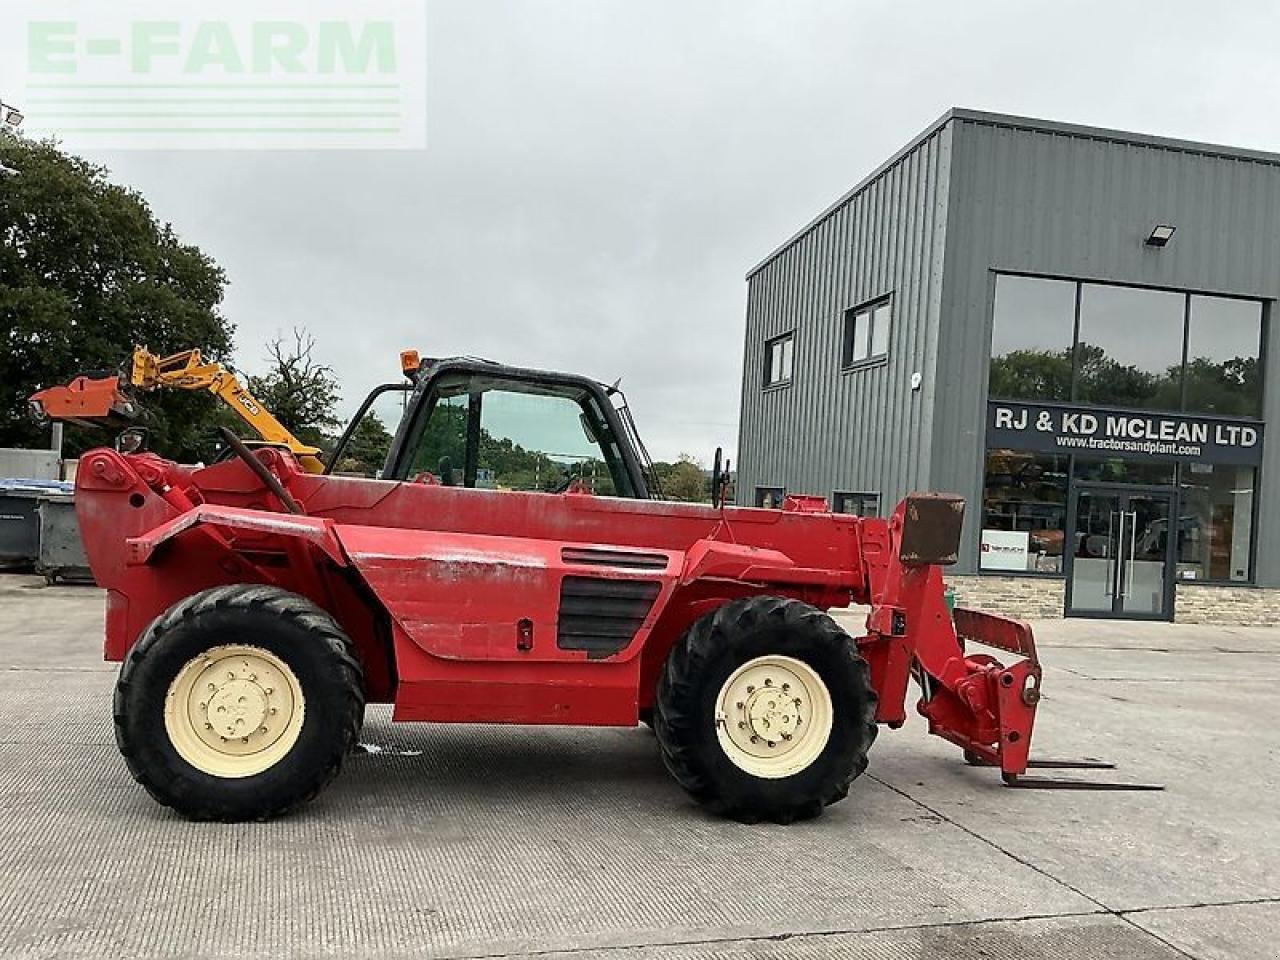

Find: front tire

[114,584,365,821]
[654,596,877,824]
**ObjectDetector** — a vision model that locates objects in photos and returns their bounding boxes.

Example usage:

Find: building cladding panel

[737,121,953,510]
[936,113,1280,579]
[738,107,1280,588]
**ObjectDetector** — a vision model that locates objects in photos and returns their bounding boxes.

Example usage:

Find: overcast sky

[8,0,1280,461]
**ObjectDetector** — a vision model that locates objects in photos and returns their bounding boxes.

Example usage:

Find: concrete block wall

[947,575,1280,625]
[946,575,1065,620]
[0,448,60,481]
[1174,583,1280,626]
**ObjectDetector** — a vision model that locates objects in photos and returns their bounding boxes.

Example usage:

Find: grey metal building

[737,108,1280,622]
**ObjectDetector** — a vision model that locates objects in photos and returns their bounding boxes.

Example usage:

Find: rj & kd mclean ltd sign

[986,401,1264,466]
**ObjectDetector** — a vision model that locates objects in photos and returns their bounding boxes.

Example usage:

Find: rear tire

[654,596,877,824]
[114,584,365,821]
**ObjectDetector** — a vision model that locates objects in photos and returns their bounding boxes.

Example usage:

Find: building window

[842,297,892,367]
[764,333,794,387]
[988,274,1264,418]
[989,275,1076,402]
[980,449,1068,573]
[1075,283,1185,410]
[1072,456,1175,487]
[755,486,786,508]
[1176,463,1254,582]
[832,491,880,517]
[1185,295,1263,417]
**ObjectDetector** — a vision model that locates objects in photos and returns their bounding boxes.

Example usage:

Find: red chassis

[76,444,1047,784]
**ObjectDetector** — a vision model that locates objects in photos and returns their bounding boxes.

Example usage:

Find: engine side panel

[334,523,683,723]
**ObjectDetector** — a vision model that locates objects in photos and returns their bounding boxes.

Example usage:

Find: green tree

[244,330,340,449]
[1183,355,1260,415]
[1074,343,1166,407]
[988,348,1073,402]
[334,410,393,476]
[0,133,232,460]
[655,454,708,502]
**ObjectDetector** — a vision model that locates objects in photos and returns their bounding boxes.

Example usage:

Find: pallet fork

[859,499,1163,792]
[929,608,1161,790]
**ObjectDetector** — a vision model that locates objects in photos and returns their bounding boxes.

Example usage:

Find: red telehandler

[47,351,1154,822]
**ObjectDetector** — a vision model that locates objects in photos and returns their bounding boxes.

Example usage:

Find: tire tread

[114,584,365,821]
[654,596,878,823]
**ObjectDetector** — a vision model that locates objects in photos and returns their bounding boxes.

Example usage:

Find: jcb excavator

[27,346,325,473]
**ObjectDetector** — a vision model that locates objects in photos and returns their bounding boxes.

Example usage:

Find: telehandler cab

[67,351,1154,823]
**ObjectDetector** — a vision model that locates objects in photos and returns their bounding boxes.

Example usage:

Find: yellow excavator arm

[27,346,326,474]
[129,347,325,473]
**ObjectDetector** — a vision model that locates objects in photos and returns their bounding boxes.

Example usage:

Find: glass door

[1067,487,1174,618]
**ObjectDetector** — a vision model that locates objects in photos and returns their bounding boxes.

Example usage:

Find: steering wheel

[217,427,305,515]
[549,472,591,495]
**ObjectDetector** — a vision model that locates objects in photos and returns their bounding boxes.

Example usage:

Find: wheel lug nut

[738,721,747,729]
[782,733,792,741]
[204,723,213,730]
[265,688,273,695]
[241,737,249,743]
[750,735,759,744]
[735,701,744,709]
[764,678,773,686]
[782,683,790,692]
[259,727,268,734]
[269,707,278,715]
[767,741,776,748]
[746,685,754,693]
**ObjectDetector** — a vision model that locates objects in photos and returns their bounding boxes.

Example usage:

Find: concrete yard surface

[0,574,1277,959]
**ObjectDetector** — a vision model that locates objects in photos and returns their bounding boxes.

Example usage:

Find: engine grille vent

[557,576,662,658]
[561,547,669,571]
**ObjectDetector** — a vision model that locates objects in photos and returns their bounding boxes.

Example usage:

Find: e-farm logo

[9,1,426,150]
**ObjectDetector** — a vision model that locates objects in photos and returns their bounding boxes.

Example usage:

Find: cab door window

[402,375,634,496]
[476,389,617,493]
[408,392,468,484]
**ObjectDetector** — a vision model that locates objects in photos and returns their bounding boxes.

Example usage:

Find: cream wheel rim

[714,655,834,779]
[164,644,305,778]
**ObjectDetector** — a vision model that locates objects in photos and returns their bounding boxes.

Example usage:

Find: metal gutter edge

[949,107,1280,167]
[746,106,1280,282]
[745,108,958,280]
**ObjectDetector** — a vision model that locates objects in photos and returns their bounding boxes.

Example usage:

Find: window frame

[763,332,795,389]
[831,490,880,517]
[841,295,893,370]
[1173,461,1258,585]
[978,448,1071,578]
[385,360,650,498]
[976,451,1259,586]
[754,486,786,509]
[988,271,1265,419]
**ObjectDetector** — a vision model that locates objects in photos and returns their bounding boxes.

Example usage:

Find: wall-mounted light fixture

[1145,224,1176,247]
[0,102,24,131]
